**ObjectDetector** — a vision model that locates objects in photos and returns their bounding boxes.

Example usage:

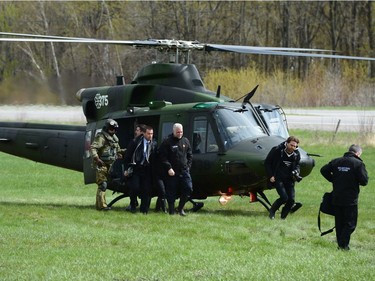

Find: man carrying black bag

[320,144,368,251]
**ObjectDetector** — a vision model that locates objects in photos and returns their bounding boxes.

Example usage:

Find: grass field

[0,130,374,281]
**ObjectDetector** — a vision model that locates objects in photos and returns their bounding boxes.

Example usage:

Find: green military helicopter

[0,32,374,211]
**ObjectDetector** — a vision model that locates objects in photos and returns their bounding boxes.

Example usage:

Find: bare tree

[367,1,375,78]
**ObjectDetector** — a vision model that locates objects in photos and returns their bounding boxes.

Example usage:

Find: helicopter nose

[299,152,315,177]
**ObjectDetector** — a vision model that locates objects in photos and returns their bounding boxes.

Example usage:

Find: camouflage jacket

[90,131,124,164]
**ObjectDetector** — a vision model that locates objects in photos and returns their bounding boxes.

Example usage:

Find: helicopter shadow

[1,200,268,218]
[188,206,267,218]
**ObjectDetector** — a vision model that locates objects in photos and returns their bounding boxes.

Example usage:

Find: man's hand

[94,156,104,167]
[168,168,175,176]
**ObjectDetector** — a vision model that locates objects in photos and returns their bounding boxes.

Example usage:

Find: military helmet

[104,119,119,131]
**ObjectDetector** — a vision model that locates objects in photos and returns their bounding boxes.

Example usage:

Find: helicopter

[0,32,374,212]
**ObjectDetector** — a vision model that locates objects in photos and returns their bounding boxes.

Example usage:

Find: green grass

[1,131,374,281]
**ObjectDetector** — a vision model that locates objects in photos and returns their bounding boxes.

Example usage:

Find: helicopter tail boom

[0,122,85,172]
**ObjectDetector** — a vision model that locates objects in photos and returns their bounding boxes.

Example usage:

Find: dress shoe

[125,206,136,213]
[178,209,187,216]
[269,210,275,220]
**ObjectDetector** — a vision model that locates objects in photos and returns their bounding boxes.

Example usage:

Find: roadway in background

[0,105,374,133]
[284,108,374,133]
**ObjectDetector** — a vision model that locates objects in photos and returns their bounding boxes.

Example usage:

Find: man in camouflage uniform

[90,119,125,210]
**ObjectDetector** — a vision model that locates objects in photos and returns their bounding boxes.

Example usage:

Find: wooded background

[0,1,374,106]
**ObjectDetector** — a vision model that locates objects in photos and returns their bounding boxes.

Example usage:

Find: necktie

[145,141,150,162]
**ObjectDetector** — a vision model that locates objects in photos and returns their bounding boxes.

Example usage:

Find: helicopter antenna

[242,85,259,108]
[116,75,125,85]
[216,85,221,98]
[240,85,271,136]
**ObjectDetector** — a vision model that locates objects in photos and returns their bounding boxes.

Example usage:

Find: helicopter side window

[192,116,218,153]
[161,122,174,140]
[207,125,218,152]
[84,131,93,159]
[260,109,289,139]
[192,132,202,153]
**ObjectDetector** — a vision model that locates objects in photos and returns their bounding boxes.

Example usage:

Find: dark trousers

[165,170,193,206]
[156,178,166,199]
[127,166,152,213]
[334,205,358,249]
[271,180,295,213]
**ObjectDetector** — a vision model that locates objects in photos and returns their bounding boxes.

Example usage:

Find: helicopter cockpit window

[215,108,267,149]
[192,116,218,153]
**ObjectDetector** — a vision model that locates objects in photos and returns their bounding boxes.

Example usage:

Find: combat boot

[96,182,111,211]
[96,189,101,210]
[96,189,109,210]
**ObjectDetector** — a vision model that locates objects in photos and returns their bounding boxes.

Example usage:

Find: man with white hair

[159,123,193,216]
[320,144,369,250]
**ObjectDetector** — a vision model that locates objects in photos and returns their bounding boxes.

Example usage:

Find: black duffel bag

[318,192,335,236]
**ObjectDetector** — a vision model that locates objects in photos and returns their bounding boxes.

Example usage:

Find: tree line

[0,1,374,105]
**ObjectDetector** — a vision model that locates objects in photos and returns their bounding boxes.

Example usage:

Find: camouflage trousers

[95,164,110,185]
[95,163,111,210]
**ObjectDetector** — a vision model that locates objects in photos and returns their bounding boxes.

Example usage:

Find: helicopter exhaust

[116,75,125,85]
[219,194,233,205]
[218,187,233,205]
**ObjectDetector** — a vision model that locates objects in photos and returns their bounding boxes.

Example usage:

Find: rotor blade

[205,44,331,53]
[0,35,204,50]
[1,32,374,61]
[205,44,375,61]
[0,37,159,47]
[0,32,330,52]
[0,32,328,52]
[0,31,94,41]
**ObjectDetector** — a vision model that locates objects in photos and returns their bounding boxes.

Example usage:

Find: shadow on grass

[0,199,269,218]
[0,200,95,210]
[195,208,267,218]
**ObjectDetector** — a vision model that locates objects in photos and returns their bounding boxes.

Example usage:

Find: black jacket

[124,135,157,169]
[320,152,368,206]
[159,134,192,176]
[265,142,301,182]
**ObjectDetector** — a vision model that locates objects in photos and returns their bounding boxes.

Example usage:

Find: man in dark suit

[124,125,157,214]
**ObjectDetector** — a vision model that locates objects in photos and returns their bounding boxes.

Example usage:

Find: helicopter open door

[188,114,222,199]
[83,130,96,184]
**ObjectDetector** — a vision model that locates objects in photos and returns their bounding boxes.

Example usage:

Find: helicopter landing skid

[107,193,128,208]
[254,191,272,211]
[253,192,302,214]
